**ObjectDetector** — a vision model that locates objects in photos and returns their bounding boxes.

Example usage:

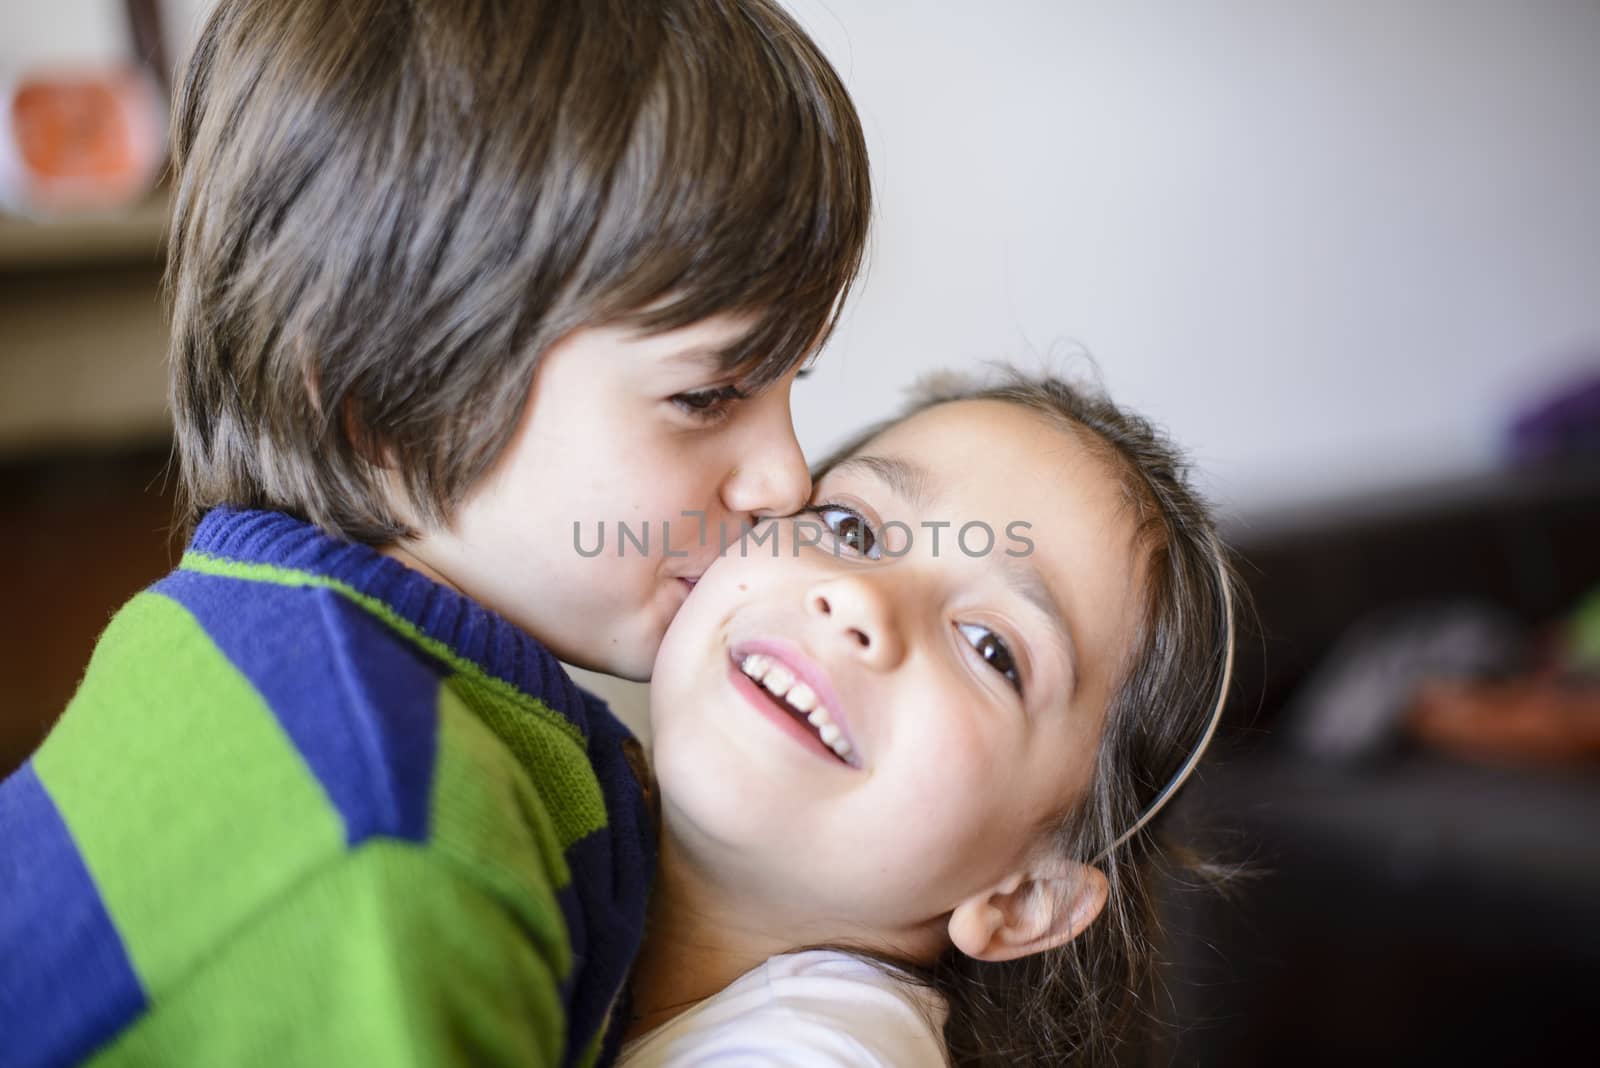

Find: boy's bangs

[593,5,870,390]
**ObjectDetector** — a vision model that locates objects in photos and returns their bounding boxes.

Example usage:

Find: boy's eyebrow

[1001,556,1081,702]
[663,341,786,386]
[663,344,735,367]
[826,455,930,512]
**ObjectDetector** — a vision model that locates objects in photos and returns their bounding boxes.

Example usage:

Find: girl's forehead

[837,400,1102,508]
[877,397,1081,450]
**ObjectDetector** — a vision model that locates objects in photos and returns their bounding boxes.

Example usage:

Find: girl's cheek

[901,706,985,787]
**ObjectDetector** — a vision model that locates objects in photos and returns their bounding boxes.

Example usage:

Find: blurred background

[3,1,1597,1063]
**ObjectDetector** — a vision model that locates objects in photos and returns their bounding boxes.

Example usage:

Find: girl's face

[650,399,1145,945]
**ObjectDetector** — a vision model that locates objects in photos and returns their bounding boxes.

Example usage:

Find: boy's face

[392,316,811,680]
[648,401,1144,942]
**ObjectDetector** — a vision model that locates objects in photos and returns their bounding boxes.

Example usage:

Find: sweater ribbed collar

[187,507,592,724]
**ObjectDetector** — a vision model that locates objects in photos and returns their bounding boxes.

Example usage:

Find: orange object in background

[1409,676,1600,767]
[1,66,165,213]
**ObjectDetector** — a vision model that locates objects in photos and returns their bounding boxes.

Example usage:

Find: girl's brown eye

[805,504,881,559]
[838,515,871,553]
[959,623,1023,695]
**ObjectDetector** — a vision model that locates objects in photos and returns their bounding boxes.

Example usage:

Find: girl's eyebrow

[999,556,1080,702]
[826,455,931,511]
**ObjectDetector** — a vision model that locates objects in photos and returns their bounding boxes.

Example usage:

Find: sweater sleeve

[91,839,567,1067]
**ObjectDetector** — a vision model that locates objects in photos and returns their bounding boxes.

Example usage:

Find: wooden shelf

[0,200,171,456]
[0,191,170,272]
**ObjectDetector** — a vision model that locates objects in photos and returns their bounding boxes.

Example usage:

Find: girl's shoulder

[619,950,949,1067]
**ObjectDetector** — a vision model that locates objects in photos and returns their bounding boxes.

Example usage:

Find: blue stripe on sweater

[0,762,147,1068]
[152,569,439,846]
[562,693,657,1066]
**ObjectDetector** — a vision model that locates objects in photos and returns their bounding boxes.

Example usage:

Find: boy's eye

[958,623,1023,696]
[806,503,880,559]
[670,385,747,422]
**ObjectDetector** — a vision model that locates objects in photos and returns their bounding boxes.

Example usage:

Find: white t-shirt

[617,950,950,1067]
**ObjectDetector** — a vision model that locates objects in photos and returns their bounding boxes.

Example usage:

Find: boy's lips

[726,638,862,769]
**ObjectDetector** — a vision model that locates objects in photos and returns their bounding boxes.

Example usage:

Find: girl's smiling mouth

[726,641,863,769]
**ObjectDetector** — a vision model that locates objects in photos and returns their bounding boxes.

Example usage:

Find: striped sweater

[0,508,656,1068]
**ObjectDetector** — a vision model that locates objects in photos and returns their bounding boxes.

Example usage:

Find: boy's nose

[720,425,811,520]
[806,575,905,670]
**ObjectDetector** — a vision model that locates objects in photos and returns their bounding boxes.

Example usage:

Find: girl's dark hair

[168,0,870,542]
[814,369,1240,1067]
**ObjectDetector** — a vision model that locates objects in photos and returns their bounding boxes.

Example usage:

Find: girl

[623,371,1237,1066]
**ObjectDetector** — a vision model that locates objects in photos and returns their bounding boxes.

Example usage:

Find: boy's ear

[947,860,1108,963]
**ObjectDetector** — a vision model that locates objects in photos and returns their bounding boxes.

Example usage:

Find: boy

[0,2,869,1066]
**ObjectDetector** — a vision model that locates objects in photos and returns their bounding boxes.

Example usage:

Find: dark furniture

[1156,459,1600,1066]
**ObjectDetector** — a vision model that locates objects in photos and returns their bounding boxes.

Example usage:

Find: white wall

[1,0,214,71]
[2,2,121,69]
[8,0,1598,517]
[781,0,1600,515]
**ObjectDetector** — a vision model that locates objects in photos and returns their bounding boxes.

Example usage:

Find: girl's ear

[947,861,1108,963]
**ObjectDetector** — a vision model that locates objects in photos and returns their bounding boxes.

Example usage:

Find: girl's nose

[806,575,905,670]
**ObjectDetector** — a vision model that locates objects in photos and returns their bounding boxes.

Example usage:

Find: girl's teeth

[738,652,854,764]
[762,666,795,697]
[785,683,817,712]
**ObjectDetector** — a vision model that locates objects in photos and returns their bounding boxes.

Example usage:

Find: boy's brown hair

[168,0,870,543]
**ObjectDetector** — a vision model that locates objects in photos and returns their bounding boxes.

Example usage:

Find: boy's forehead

[629,313,753,353]
[629,311,818,384]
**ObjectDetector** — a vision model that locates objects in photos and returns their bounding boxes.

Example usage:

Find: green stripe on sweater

[34,591,343,996]
[90,841,566,1067]
[180,550,610,847]
[446,671,607,851]
[430,683,574,976]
